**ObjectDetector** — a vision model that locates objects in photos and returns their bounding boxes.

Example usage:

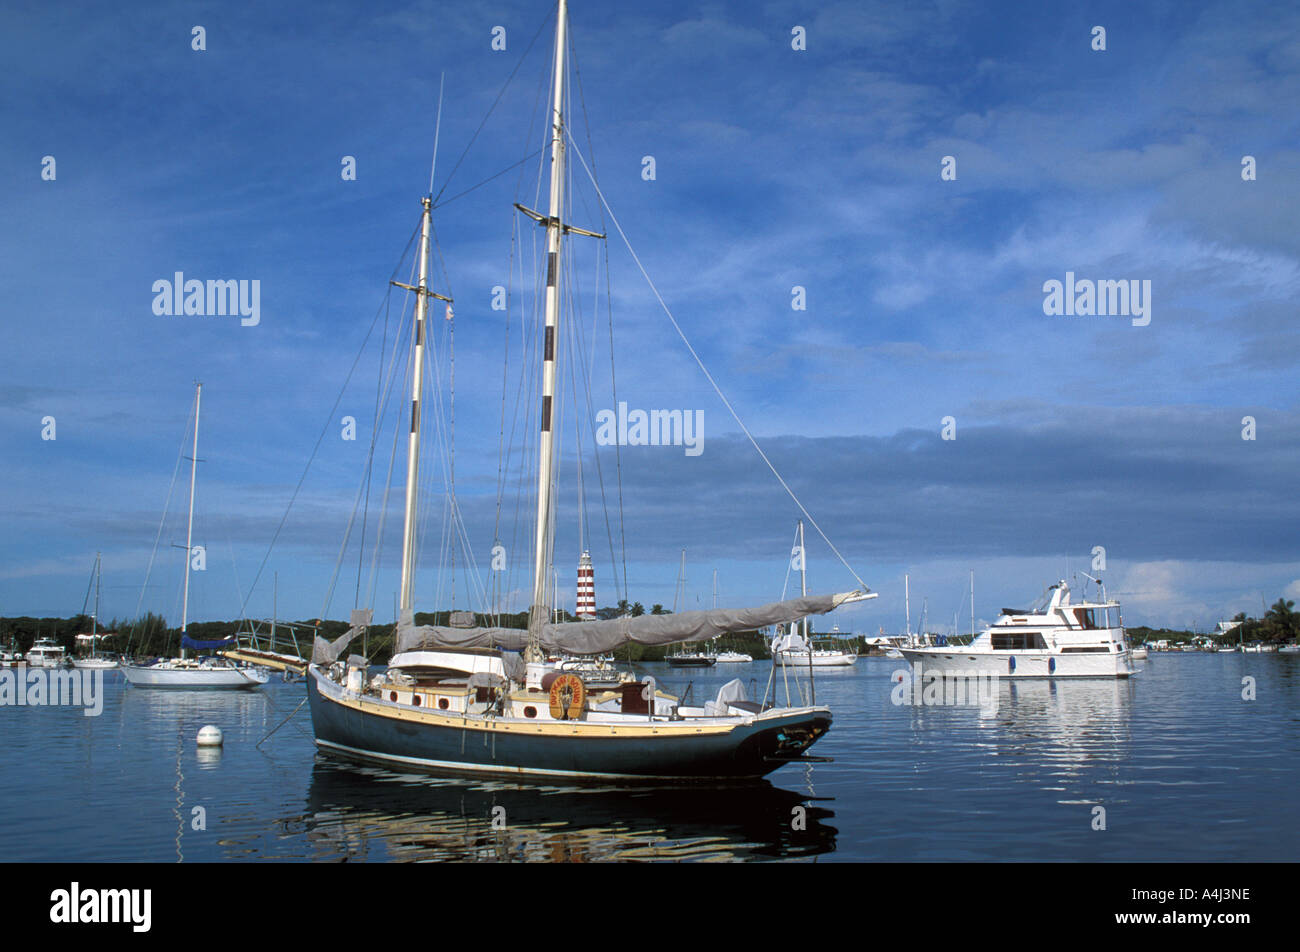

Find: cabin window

[1060,646,1110,653]
[389,691,398,702]
[412,694,421,706]
[524,706,537,718]
[992,632,1046,650]
[438,697,450,710]
[1075,609,1098,629]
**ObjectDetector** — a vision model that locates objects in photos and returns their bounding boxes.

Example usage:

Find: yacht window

[992,632,1046,650]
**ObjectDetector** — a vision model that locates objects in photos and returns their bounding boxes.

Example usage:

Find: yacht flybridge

[306,0,875,780]
[898,580,1135,678]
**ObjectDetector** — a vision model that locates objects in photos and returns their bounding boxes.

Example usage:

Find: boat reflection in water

[966,677,1136,787]
[300,757,837,862]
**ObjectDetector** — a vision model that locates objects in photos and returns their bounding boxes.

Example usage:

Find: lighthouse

[576,551,597,620]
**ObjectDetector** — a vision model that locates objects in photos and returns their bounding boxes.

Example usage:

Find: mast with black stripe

[516,0,603,662]
[392,197,452,615]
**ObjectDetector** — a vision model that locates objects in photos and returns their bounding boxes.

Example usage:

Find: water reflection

[298,757,838,861]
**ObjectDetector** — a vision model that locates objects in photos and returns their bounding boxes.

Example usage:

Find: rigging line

[492,205,520,622]
[80,557,94,618]
[502,206,544,617]
[780,524,798,601]
[355,283,391,610]
[128,395,192,650]
[361,272,417,611]
[248,221,421,621]
[603,236,628,604]
[568,135,872,594]
[569,239,622,605]
[357,238,417,611]
[363,325,411,614]
[429,71,444,197]
[432,5,554,206]
[570,55,628,603]
[327,251,419,621]
[432,150,545,211]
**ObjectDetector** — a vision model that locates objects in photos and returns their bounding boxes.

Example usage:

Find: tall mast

[970,569,975,638]
[798,521,808,635]
[181,382,201,655]
[92,552,100,638]
[92,551,100,654]
[399,197,434,614]
[905,573,911,644]
[800,520,813,702]
[527,0,569,649]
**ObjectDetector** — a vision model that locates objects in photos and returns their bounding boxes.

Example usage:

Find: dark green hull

[307,666,830,781]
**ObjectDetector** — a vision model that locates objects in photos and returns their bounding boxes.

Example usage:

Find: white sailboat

[772,523,859,667]
[306,0,874,780]
[72,552,119,669]
[121,384,268,690]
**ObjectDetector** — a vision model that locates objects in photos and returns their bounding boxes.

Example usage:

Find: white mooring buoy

[197,725,224,747]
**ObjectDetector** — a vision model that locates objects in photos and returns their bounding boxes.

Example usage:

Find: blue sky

[2,0,1297,634]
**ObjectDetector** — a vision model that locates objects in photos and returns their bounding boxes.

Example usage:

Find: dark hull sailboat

[666,655,716,667]
[305,0,873,784]
[307,666,828,781]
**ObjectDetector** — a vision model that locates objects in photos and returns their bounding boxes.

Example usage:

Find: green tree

[1265,598,1297,643]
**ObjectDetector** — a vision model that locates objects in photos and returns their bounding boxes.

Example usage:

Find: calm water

[2,653,1297,861]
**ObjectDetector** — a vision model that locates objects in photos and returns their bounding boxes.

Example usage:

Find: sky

[1,0,1297,635]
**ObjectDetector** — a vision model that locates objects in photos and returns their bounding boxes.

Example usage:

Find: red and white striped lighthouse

[576,551,597,620]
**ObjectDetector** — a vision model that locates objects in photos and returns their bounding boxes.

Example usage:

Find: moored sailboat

[306,0,873,780]
[120,384,268,690]
[72,552,119,670]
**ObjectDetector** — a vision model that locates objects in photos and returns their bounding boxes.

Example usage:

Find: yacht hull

[774,652,857,667]
[307,665,829,781]
[897,648,1133,678]
[121,664,267,689]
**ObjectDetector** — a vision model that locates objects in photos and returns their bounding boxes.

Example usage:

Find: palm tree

[1266,598,1297,643]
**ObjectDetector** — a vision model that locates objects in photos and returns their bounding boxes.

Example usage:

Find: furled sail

[312,609,374,665]
[395,591,868,656]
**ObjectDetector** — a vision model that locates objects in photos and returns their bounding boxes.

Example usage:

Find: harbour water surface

[2,653,1296,861]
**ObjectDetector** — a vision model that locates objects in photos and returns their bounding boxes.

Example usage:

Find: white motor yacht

[898,580,1134,678]
[26,637,66,668]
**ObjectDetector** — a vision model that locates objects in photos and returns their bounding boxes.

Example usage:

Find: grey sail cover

[395,591,863,656]
[312,609,373,665]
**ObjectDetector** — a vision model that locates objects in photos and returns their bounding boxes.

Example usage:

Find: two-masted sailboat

[306,0,871,780]
[121,384,269,690]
